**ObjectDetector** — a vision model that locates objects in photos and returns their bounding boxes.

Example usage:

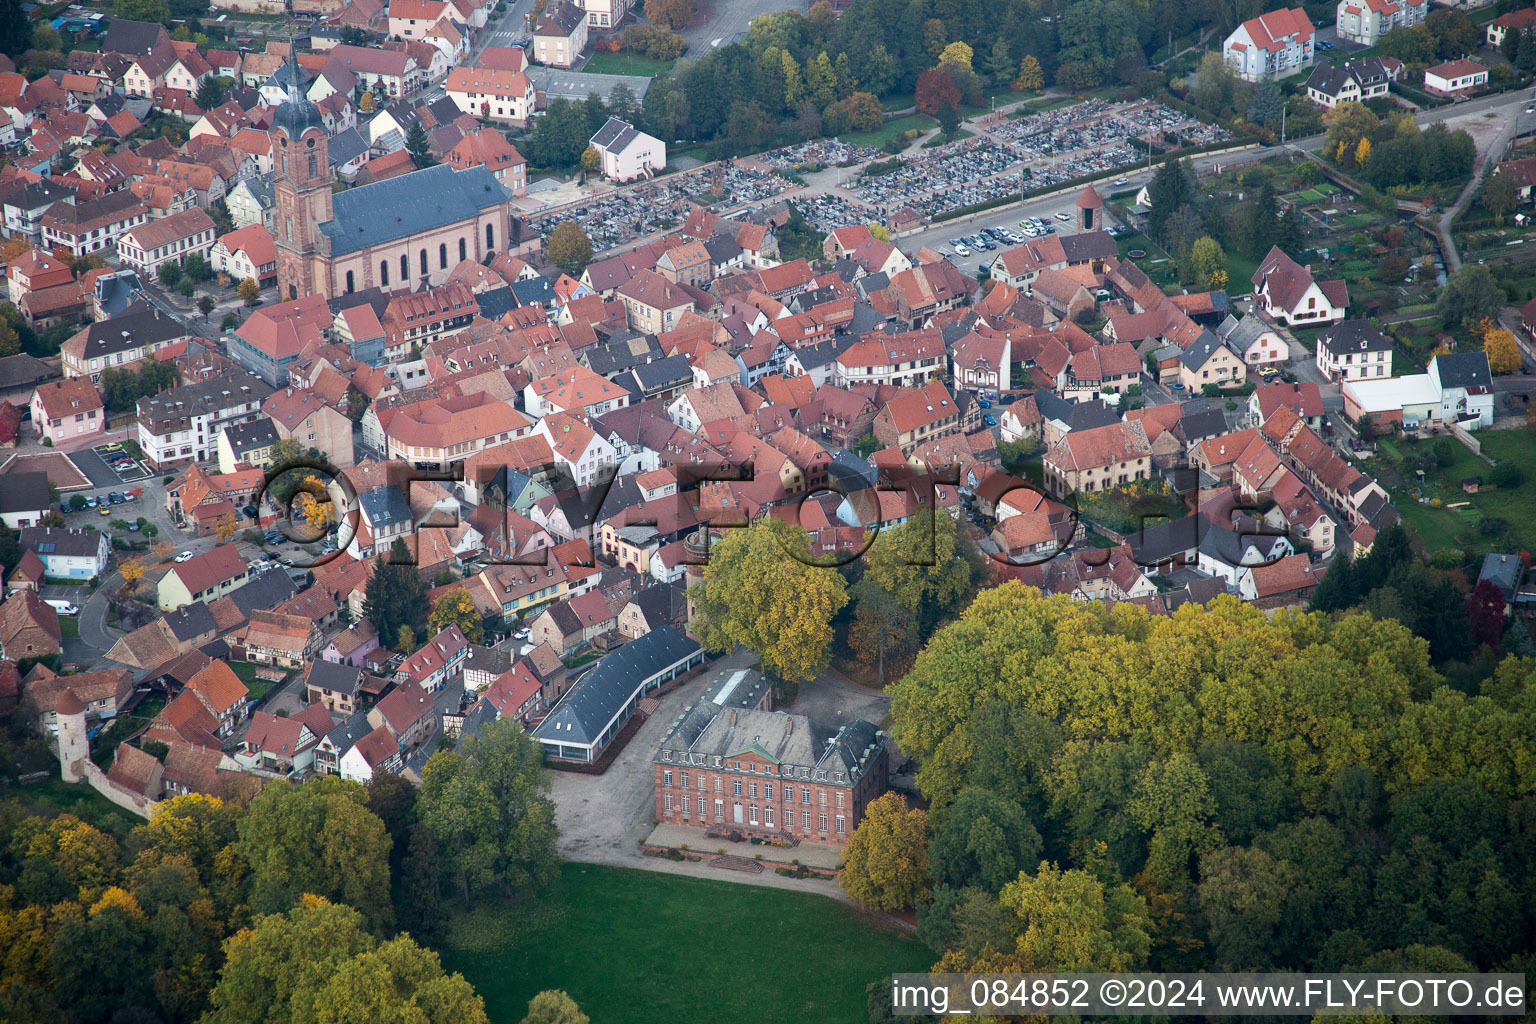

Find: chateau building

[652,670,889,846]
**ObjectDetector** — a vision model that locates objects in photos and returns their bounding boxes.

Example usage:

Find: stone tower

[54,689,89,783]
[272,60,334,302]
[682,529,712,629]
[1076,183,1103,233]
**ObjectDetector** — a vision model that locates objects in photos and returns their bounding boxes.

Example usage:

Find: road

[679,0,807,55]
[1437,102,1536,272]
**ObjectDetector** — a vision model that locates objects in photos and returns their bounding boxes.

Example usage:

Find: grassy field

[581,54,675,77]
[1370,429,1536,552]
[841,113,935,148]
[439,863,931,1024]
[3,776,139,836]
[60,617,80,639]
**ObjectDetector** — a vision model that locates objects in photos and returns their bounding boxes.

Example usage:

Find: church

[271,66,516,301]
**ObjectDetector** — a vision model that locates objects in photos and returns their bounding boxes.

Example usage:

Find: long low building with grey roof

[533,624,705,762]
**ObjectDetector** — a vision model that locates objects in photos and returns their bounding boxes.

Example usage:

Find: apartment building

[136,368,274,471]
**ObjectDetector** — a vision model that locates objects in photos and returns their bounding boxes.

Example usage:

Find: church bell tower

[272,61,334,301]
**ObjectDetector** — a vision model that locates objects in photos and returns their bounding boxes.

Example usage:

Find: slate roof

[360,485,413,529]
[307,659,366,696]
[534,625,699,746]
[1432,352,1492,392]
[318,164,511,256]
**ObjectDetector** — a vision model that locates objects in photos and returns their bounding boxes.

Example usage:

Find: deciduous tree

[1016,55,1044,91]
[1482,327,1522,374]
[521,990,589,1024]
[999,862,1152,970]
[417,719,558,912]
[915,68,961,116]
[235,776,395,933]
[427,587,485,643]
[548,222,593,277]
[839,792,931,911]
[688,517,848,682]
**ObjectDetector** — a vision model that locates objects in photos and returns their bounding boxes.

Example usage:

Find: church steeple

[272,50,333,301]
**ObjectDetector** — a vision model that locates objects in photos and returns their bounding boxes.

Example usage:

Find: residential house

[0,471,48,530]
[29,377,105,445]
[264,386,356,468]
[235,609,321,668]
[0,590,61,661]
[396,625,470,693]
[1223,7,1315,81]
[528,591,615,654]
[210,224,278,285]
[1336,0,1425,46]
[1042,420,1152,499]
[61,301,190,383]
[1317,319,1394,382]
[532,1,588,67]
[444,65,537,125]
[17,527,110,581]
[1424,59,1487,94]
[305,658,368,714]
[237,704,335,775]
[115,207,217,275]
[871,380,961,454]
[1304,57,1401,107]
[1179,329,1248,391]
[156,544,250,611]
[1252,246,1348,326]
[136,368,273,471]
[589,117,666,182]
[368,679,437,750]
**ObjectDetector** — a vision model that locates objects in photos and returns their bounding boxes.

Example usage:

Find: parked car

[44,599,79,616]
[175,550,195,562]
[983,414,997,426]
[1054,211,1072,221]
[84,496,98,509]
[1113,177,1128,186]
[977,398,991,408]
[952,244,972,257]
[108,492,125,504]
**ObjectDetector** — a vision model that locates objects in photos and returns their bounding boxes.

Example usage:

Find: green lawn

[3,776,139,836]
[228,660,283,701]
[581,53,675,77]
[1370,429,1536,552]
[841,113,934,148]
[60,617,80,639]
[439,863,931,1024]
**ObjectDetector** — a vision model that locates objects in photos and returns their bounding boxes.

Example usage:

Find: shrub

[1490,462,1523,489]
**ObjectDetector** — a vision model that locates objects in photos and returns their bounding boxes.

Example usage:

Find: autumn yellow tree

[0,238,32,261]
[838,792,931,911]
[151,540,175,563]
[238,277,260,305]
[1016,55,1044,91]
[937,40,973,75]
[1483,327,1522,374]
[214,512,237,541]
[1354,136,1372,167]
[427,587,485,644]
[119,555,147,592]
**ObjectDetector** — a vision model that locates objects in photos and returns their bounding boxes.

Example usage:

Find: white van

[44,599,80,616]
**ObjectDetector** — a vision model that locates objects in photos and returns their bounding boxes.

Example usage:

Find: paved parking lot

[70,444,152,489]
[680,0,806,53]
